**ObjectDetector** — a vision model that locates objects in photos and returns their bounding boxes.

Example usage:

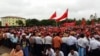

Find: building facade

[1,16,26,26]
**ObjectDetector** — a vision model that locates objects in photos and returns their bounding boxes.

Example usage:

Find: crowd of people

[0,25,100,56]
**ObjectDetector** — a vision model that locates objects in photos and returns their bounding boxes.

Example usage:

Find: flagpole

[56,21,58,27]
[55,20,58,27]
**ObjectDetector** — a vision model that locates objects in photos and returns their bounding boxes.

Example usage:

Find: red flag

[49,11,56,20]
[81,18,86,27]
[56,9,68,22]
[62,22,75,27]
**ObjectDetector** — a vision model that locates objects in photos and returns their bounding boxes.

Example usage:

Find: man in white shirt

[44,34,52,49]
[6,31,11,39]
[66,32,77,55]
[10,33,18,48]
[4,31,11,48]
[61,33,69,56]
[78,34,89,56]
[89,37,100,56]
[34,33,43,56]
[66,35,77,46]
[68,49,79,56]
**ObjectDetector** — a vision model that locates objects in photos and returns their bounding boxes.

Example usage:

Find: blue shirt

[10,36,18,43]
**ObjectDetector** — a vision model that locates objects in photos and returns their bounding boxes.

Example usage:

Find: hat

[70,31,76,35]
[63,33,68,37]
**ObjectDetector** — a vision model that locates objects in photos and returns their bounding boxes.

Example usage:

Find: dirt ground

[0,46,11,56]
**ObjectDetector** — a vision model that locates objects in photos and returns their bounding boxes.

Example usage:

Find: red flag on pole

[56,9,68,22]
[49,11,56,20]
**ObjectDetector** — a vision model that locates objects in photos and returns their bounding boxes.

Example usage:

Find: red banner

[62,22,75,27]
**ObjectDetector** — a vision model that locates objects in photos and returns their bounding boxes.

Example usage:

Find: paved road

[0,46,11,56]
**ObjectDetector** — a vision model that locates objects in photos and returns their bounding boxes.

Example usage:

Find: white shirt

[78,37,89,48]
[42,38,45,44]
[62,37,68,43]
[6,32,11,38]
[10,36,18,43]
[90,39,100,50]
[26,33,31,39]
[54,51,64,56]
[29,36,35,43]
[44,36,52,44]
[94,34,100,38]
[10,34,14,38]
[66,36,77,45]
[46,48,55,56]
[34,36,43,44]
[68,51,79,56]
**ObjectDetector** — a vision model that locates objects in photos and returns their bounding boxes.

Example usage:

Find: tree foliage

[26,19,40,26]
[0,21,1,26]
[25,18,100,26]
[40,20,55,26]
[16,20,24,26]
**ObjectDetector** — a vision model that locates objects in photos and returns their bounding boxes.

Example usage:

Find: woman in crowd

[10,44,23,56]
[68,49,79,56]
[42,46,55,56]
[20,35,30,56]
[54,48,64,56]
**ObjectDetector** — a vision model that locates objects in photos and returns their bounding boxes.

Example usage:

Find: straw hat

[70,31,76,35]
[63,33,68,37]
[1,53,10,56]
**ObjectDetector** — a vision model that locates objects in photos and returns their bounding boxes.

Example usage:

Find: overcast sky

[0,0,100,20]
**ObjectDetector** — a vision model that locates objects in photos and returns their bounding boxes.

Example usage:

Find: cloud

[0,0,100,20]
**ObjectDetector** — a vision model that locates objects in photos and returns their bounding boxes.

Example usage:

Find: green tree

[97,18,100,23]
[0,21,1,26]
[26,19,40,26]
[76,20,81,25]
[16,20,24,26]
[40,19,55,26]
[86,20,91,25]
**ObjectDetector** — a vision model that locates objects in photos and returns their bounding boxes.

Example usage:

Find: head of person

[94,33,100,40]
[70,31,76,36]
[15,44,21,51]
[79,33,84,38]
[70,49,75,55]
[55,48,60,54]
[31,32,35,36]
[22,35,26,40]
[38,33,42,37]
[46,33,50,36]
[47,46,52,51]
[63,33,69,37]
[55,33,60,36]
